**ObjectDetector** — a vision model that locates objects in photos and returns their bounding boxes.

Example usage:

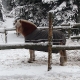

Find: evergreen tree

[75,0,80,22]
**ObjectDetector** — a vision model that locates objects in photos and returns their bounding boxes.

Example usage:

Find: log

[0,43,47,50]
[0,24,79,34]
[0,27,16,33]
[73,23,80,28]
[52,45,80,50]
[0,23,80,33]
[71,36,80,41]
[61,23,70,26]
[5,27,16,31]
[0,43,80,51]
[71,36,80,39]
[38,26,71,29]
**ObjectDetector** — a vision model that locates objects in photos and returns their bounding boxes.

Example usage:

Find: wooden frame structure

[0,13,80,71]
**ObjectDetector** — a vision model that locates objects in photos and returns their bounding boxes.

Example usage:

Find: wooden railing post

[48,12,53,71]
[5,30,7,43]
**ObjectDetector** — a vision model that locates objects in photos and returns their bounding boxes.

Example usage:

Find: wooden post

[48,12,53,71]
[5,30,7,43]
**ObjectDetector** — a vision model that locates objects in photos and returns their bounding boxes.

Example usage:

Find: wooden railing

[0,13,80,71]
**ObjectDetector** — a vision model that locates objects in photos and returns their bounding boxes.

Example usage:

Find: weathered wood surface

[71,36,80,39]
[48,12,53,71]
[0,27,16,33]
[0,24,79,34]
[0,43,80,50]
[52,45,80,50]
[73,23,80,28]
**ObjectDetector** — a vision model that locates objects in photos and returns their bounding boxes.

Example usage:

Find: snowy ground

[0,18,80,80]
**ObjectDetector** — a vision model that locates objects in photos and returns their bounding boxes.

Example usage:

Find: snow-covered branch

[49,1,66,13]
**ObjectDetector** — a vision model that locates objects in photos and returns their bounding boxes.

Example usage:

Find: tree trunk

[2,0,12,11]
[76,0,80,23]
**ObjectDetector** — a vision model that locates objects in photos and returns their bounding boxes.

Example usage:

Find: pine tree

[75,0,80,22]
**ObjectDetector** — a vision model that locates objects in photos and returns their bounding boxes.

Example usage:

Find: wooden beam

[0,22,80,33]
[71,36,80,41]
[0,43,80,51]
[0,24,79,34]
[71,36,80,39]
[61,23,70,26]
[73,23,80,28]
[52,45,80,50]
[0,43,47,50]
